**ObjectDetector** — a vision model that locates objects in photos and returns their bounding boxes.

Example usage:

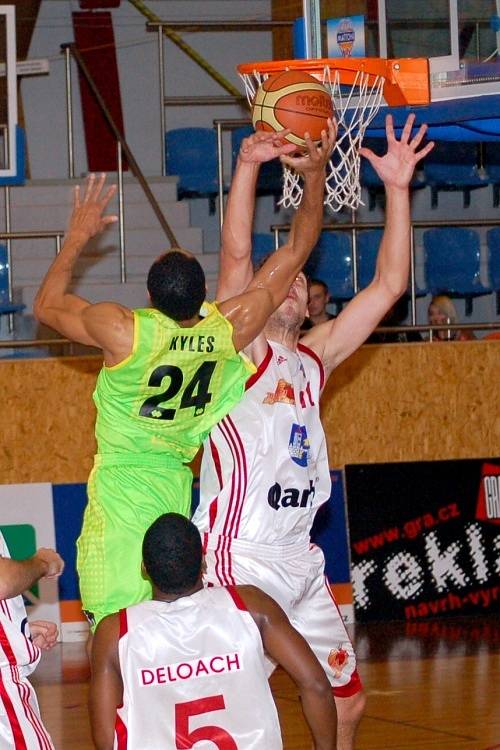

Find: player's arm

[303,114,434,378]
[217,131,296,301]
[219,121,336,353]
[89,614,122,750]
[240,585,336,750]
[33,174,132,357]
[0,548,64,600]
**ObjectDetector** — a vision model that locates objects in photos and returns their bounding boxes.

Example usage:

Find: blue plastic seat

[0,244,25,318]
[231,126,283,211]
[486,227,500,314]
[483,142,500,207]
[165,127,220,213]
[356,230,427,297]
[251,232,276,269]
[423,227,491,315]
[423,141,488,209]
[306,232,354,304]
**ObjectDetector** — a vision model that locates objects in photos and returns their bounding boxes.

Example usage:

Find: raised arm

[219,121,336,352]
[240,585,336,750]
[89,614,122,750]
[0,548,64,600]
[303,114,434,377]
[217,131,296,301]
[33,174,132,363]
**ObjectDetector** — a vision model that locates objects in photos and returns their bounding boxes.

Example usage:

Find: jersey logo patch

[276,355,287,365]
[328,646,349,678]
[289,423,310,466]
[263,379,295,405]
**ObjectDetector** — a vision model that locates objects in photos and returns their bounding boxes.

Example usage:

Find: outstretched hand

[280,118,337,178]
[68,173,118,241]
[359,113,434,190]
[238,130,297,164]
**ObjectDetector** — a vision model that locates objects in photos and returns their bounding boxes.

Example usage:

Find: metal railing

[61,41,179,278]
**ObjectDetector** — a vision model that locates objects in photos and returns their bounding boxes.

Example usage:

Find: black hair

[308,278,329,294]
[142,513,202,594]
[147,250,205,321]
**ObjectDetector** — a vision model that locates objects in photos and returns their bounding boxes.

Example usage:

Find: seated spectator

[300,278,335,334]
[365,297,423,344]
[428,294,476,341]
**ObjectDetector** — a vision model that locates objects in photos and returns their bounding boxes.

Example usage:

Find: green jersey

[93,303,255,463]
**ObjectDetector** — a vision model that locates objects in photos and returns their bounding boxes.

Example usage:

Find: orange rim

[237,57,430,107]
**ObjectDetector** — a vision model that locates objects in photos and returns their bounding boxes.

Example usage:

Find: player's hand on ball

[239,130,296,164]
[280,117,337,175]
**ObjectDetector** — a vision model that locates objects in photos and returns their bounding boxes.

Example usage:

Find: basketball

[251,70,334,148]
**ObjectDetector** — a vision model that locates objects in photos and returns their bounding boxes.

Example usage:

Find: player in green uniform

[34,122,335,630]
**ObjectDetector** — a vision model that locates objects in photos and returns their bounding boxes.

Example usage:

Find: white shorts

[0,667,54,749]
[203,535,362,697]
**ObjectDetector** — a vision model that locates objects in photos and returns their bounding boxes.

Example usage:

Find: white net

[240,65,385,212]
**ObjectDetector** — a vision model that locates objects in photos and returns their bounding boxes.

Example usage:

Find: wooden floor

[32,615,500,750]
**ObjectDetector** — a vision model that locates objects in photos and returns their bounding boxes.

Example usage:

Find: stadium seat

[306,231,354,306]
[423,227,491,315]
[0,244,25,318]
[483,142,500,207]
[423,141,489,209]
[251,232,276,268]
[231,125,283,211]
[357,230,427,297]
[165,127,220,213]
[486,227,500,314]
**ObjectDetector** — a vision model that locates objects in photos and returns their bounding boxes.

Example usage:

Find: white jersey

[115,587,282,749]
[193,341,331,546]
[0,533,40,674]
[0,533,54,750]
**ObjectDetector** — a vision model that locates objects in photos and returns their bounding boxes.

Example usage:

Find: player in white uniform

[0,532,64,749]
[193,114,434,749]
[90,513,337,750]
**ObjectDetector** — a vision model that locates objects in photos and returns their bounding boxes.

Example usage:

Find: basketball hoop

[238,57,430,212]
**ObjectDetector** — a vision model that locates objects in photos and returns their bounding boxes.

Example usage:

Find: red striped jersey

[0,533,41,673]
[114,586,282,749]
[193,341,331,545]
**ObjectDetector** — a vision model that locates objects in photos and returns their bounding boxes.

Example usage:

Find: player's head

[142,513,203,595]
[307,278,330,317]
[147,249,206,321]
[254,252,308,331]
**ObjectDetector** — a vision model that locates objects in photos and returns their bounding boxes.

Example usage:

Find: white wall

[22,0,273,178]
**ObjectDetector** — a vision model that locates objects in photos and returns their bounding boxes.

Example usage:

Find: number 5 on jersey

[175,695,237,749]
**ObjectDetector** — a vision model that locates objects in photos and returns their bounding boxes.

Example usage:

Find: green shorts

[76,456,192,630]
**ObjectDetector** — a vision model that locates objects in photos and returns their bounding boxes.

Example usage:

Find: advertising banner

[346,459,500,622]
[327,16,366,58]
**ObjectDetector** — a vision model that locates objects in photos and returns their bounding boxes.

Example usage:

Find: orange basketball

[252,70,334,147]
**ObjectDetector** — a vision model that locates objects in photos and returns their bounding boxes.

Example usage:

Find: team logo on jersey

[263,379,295,405]
[288,423,310,466]
[328,646,349,677]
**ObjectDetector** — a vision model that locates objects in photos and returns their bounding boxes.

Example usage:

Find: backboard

[0,5,18,177]
[300,0,500,140]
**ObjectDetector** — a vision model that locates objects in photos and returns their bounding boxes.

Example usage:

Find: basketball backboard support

[0,5,18,178]
[300,0,500,140]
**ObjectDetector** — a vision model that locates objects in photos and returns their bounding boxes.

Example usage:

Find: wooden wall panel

[321,341,500,466]
[0,357,100,484]
[0,342,498,487]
